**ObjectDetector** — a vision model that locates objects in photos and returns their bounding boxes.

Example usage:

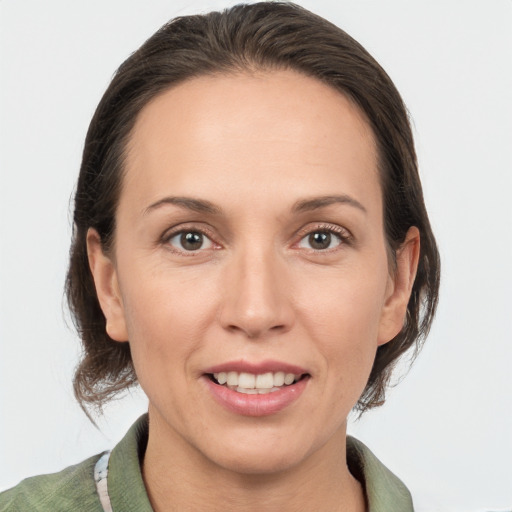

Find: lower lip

[203,376,309,417]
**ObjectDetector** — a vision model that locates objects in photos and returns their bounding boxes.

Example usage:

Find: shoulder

[0,453,103,512]
[0,415,150,512]
[347,436,414,512]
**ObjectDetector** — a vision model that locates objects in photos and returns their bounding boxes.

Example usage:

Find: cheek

[117,268,220,385]
[297,261,389,343]
[294,260,389,393]
[121,260,219,332]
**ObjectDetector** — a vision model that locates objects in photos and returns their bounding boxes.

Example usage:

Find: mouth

[207,371,309,395]
[203,363,310,416]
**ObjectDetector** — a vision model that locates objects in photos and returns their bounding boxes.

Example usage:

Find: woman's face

[89,70,417,474]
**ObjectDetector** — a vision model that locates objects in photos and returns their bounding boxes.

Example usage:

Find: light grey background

[1,1,511,510]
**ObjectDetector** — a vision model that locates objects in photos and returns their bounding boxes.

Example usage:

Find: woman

[0,2,439,511]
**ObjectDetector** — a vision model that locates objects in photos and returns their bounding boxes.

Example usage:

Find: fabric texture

[0,414,414,511]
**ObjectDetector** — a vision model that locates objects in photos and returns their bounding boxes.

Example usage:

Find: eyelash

[161,223,353,255]
[295,223,353,252]
[161,225,219,256]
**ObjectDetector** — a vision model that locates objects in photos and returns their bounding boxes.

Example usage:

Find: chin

[213,446,306,476]
[198,426,322,476]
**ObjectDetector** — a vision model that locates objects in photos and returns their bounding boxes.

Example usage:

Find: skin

[88,70,419,512]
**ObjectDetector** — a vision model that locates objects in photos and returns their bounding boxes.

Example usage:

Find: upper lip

[204,359,308,375]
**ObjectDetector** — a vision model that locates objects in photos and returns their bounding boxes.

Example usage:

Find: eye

[167,230,215,252]
[298,230,344,251]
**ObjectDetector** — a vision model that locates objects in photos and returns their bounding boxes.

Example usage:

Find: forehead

[122,69,379,215]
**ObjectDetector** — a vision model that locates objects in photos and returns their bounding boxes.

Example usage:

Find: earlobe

[377,226,420,346]
[86,228,128,342]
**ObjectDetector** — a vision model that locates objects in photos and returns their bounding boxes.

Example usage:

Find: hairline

[109,65,393,256]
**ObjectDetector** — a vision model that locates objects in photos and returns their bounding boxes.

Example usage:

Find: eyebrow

[143,194,366,217]
[292,195,367,214]
[143,196,222,216]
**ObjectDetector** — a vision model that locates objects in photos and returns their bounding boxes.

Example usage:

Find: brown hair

[67,1,440,415]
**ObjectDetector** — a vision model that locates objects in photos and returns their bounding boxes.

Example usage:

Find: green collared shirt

[0,415,414,511]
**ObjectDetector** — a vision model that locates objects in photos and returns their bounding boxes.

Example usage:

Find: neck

[142,409,366,512]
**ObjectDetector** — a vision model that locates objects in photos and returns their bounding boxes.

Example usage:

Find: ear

[377,226,420,346]
[86,228,128,342]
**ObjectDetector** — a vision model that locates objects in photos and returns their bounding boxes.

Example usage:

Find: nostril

[224,322,288,339]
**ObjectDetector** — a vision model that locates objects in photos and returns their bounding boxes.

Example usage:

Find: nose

[219,246,294,339]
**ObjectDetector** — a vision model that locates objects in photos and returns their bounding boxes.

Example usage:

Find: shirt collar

[347,435,414,511]
[107,415,414,512]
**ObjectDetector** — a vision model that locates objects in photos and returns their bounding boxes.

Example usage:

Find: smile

[210,371,304,394]
[203,363,310,416]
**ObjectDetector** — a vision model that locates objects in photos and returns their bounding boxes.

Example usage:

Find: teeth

[227,371,238,386]
[284,373,295,385]
[273,371,285,386]
[236,387,258,394]
[238,372,256,388]
[255,372,274,389]
[212,371,303,391]
[234,386,282,394]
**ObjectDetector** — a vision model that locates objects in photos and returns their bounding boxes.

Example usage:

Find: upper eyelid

[161,223,217,242]
[159,221,352,247]
[294,222,352,239]
[161,226,220,256]
[292,223,354,252]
